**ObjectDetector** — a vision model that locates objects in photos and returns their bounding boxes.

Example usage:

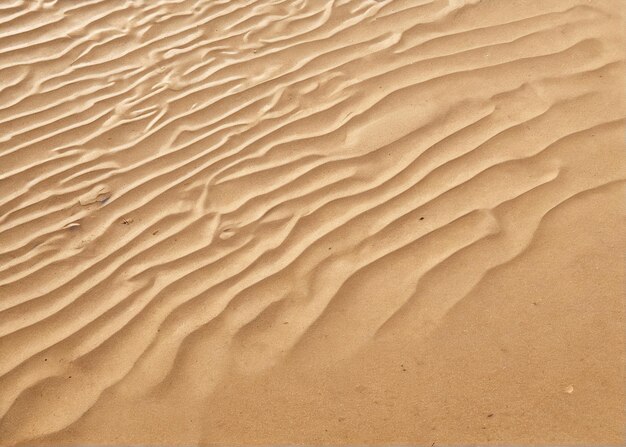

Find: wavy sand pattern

[0,0,624,444]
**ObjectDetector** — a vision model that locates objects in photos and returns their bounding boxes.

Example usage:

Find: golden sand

[0,0,624,444]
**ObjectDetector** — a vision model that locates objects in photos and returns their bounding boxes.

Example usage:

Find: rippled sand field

[0,0,624,444]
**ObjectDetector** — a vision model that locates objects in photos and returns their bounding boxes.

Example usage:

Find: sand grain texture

[0,0,624,444]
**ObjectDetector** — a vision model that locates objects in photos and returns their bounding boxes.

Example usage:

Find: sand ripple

[0,0,624,444]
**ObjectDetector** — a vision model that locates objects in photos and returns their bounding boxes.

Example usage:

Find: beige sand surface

[0,0,624,445]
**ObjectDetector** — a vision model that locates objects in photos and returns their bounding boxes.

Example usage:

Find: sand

[0,0,624,445]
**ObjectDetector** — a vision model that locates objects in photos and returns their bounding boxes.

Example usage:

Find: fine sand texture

[0,0,624,445]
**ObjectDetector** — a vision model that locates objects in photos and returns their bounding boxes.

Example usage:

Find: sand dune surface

[0,0,624,444]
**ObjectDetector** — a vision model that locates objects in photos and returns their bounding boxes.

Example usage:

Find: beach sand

[0,0,624,444]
